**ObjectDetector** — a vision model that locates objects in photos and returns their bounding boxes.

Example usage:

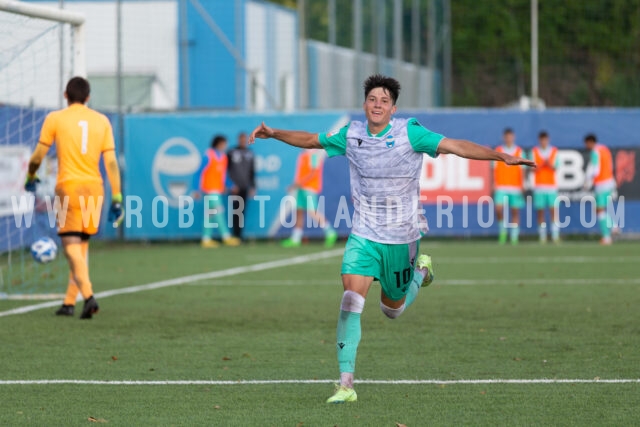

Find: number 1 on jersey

[78,120,89,154]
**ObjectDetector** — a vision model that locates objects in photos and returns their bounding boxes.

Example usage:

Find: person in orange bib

[493,128,526,244]
[281,149,337,248]
[24,77,123,319]
[195,135,240,248]
[583,134,616,245]
[531,131,560,243]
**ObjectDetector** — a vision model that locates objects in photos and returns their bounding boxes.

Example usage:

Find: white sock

[291,228,303,243]
[538,222,547,240]
[340,372,354,388]
[551,223,559,240]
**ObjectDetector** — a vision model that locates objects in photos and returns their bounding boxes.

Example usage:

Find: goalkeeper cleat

[416,254,434,287]
[201,238,219,248]
[222,236,241,247]
[324,230,338,248]
[55,304,74,316]
[80,296,99,320]
[280,238,301,248]
[326,385,357,404]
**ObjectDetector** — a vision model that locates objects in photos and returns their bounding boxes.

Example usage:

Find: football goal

[0,0,85,298]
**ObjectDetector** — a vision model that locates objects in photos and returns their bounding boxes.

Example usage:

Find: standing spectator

[196,135,240,248]
[583,134,616,245]
[531,131,560,243]
[493,128,526,244]
[227,132,256,240]
[281,149,337,248]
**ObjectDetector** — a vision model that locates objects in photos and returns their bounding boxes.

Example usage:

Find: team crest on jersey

[385,134,395,148]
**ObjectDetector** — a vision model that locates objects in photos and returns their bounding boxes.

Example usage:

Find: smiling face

[363,87,397,133]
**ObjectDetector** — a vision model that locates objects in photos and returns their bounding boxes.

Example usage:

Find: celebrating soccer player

[24,77,124,319]
[249,74,534,403]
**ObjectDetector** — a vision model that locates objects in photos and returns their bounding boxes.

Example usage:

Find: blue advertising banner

[123,111,350,240]
[122,108,640,240]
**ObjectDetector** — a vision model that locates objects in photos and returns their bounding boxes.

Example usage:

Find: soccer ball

[30,237,58,264]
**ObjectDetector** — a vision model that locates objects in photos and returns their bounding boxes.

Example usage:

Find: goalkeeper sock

[63,241,88,305]
[65,242,93,300]
[336,290,365,388]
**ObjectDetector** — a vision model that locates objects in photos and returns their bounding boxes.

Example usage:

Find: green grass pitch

[0,240,638,426]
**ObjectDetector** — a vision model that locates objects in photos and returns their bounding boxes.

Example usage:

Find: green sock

[598,215,611,238]
[336,310,361,374]
[404,271,424,309]
[498,222,507,243]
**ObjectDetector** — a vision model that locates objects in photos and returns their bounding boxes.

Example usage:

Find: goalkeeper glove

[108,193,124,227]
[24,174,40,193]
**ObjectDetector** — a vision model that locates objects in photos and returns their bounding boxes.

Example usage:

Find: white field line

[189,278,640,287]
[436,256,640,264]
[0,249,344,318]
[0,379,638,385]
[0,293,66,300]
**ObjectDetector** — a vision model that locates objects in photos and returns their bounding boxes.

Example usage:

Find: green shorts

[533,191,558,210]
[296,188,319,210]
[595,190,613,209]
[341,234,420,301]
[494,190,525,209]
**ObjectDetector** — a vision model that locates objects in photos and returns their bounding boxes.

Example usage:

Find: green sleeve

[406,118,444,158]
[590,149,600,167]
[318,123,349,157]
[553,152,560,168]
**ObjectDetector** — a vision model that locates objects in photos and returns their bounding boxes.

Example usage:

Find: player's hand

[504,155,535,167]
[108,193,124,228]
[24,174,40,193]
[248,122,274,144]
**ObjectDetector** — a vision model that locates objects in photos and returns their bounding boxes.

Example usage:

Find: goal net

[0,0,85,299]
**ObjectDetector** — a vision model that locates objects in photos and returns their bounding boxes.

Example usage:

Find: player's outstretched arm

[438,138,535,167]
[249,122,322,149]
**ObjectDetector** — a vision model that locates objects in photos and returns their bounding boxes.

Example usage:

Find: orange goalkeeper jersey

[38,103,115,184]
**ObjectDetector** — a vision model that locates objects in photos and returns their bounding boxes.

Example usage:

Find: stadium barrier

[3,108,639,244]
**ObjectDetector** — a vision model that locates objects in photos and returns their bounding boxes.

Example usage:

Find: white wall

[245,1,297,111]
[2,1,178,110]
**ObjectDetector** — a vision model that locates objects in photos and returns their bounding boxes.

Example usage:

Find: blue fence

[3,107,639,246]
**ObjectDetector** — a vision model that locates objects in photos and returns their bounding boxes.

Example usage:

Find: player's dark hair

[503,127,514,135]
[363,74,401,104]
[584,133,597,143]
[211,135,227,149]
[539,131,548,138]
[65,77,90,104]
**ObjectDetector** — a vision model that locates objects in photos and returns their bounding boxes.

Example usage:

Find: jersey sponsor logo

[385,134,395,148]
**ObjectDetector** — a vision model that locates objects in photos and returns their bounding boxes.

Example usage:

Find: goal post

[0,0,86,78]
[0,1,86,298]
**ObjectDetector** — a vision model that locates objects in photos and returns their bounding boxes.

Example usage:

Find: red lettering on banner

[419,155,491,203]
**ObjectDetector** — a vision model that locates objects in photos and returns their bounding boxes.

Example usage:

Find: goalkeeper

[25,77,124,319]
[249,74,534,403]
